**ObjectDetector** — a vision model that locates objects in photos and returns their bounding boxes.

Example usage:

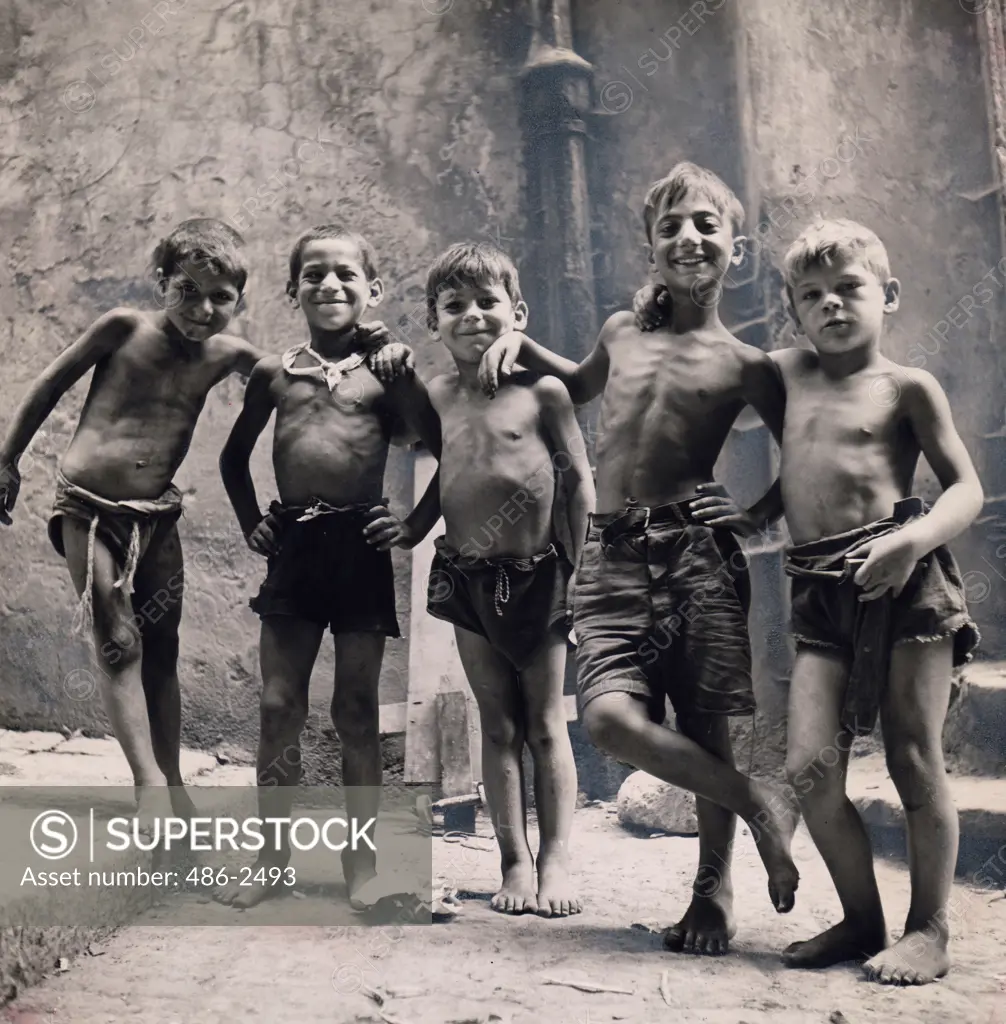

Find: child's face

[160,258,241,342]
[434,281,527,364]
[649,192,738,295]
[790,257,899,356]
[291,239,382,332]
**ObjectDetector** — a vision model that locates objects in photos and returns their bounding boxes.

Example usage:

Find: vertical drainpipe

[519,0,598,370]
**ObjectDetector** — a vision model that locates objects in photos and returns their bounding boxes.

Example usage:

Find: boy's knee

[785,753,840,803]
[331,692,379,746]
[525,715,567,758]
[886,741,939,809]
[481,714,521,750]
[582,696,633,755]
[98,618,142,670]
[260,687,308,731]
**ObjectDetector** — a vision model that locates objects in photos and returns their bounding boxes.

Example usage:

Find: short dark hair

[150,219,248,292]
[425,242,523,331]
[642,162,745,242]
[288,225,379,285]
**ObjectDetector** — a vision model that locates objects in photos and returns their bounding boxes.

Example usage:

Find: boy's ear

[782,286,802,334]
[513,300,529,330]
[883,278,901,314]
[730,236,748,266]
[286,281,298,306]
[367,277,385,308]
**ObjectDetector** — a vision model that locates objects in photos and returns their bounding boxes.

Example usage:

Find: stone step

[848,751,1006,886]
[944,660,1006,776]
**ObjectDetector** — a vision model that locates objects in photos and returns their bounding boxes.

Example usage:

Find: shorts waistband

[786,497,927,574]
[270,497,386,523]
[590,495,703,546]
[434,535,559,572]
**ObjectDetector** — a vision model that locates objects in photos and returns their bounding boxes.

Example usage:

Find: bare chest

[274,370,388,436]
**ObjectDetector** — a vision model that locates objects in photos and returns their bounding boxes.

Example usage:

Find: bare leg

[132,522,195,818]
[455,627,536,915]
[584,693,799,912]
[782,648,886,968]
[519,634,580,917]
[215,615,323,908]
[864,637,956,985]
[61,520,167,818]
[332,631,385,908]
[663,713,737,955]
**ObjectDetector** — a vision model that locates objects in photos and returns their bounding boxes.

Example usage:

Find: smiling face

[790,257,899,356]
[434,279,528,365]
[648,190,740,297]
[290,238,382,332]
[159,258,241,342]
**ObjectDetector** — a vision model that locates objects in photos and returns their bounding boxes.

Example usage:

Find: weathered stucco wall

[0,0,529,752]
[739,0,1005,655]
[0,0,1001,767]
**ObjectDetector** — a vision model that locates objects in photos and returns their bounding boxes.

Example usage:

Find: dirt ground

[3,805,1005,1024]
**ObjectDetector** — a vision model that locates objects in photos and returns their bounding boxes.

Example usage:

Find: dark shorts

[250,500,400,637]
[427,536,570,671]
[790,528,980,668]
[573,498,755,722]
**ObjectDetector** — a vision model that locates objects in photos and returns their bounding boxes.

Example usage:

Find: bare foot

[783,918,887,968]
[536,849,582,918]
[663,884,736,956]
[342,847,382,911]
[134,785,172,839]
[748,783,800,913]
[214,858,287,909]
[168,784,198,820]
[863,929,951,985]
[490,861,537,915]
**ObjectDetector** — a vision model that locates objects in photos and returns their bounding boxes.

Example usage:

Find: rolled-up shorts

[574,497,755,722]
[426,536,571,671]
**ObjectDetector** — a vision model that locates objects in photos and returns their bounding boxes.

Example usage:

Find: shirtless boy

[0,219,262,817]
[479,163,800,953]
[216,225,438,910]
[404,242,594,915]
[773,220,982,984]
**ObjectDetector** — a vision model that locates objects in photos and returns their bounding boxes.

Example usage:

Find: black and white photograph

[0,0,1004,1020]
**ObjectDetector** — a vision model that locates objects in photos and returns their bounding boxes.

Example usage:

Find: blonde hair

[783,218,891,289]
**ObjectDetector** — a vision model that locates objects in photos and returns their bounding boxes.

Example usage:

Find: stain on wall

[0,0,528,753]
[0,0,1001,770]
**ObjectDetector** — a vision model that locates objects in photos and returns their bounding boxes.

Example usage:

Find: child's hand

[689,483,760,537]
[355,321,391,352]
[362,503,416,550]
[247,512,282,557]
[633,283,671,332]
[367,342,415,383]
[477,330,523,397]
[0,462,21,526]
[847,531,922,601]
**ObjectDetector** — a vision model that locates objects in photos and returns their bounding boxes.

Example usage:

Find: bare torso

[430,371,556,559]
[777,350,919,544]
[265,351,397,506]
[61,315,252,500]
[593,313,751,512]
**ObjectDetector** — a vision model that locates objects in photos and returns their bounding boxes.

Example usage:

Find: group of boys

[0,160,983,986]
